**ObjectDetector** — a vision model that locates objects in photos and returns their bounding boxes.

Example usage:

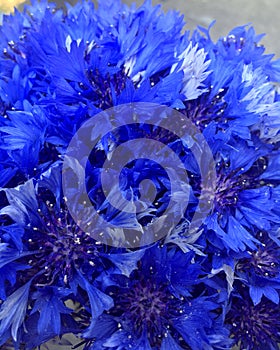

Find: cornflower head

[0,1,279,349]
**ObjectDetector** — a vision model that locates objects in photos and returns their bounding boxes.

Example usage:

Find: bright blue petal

[160,333,183,350]
[0,280,31,341]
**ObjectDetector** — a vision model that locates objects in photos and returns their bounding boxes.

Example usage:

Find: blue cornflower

[236,231,280,305]
[0,105,49,176]
[226,283,280,350]
[82,245,232,350]
[204,143,280,252]
[0,164,114,347]
[0,0,280,349]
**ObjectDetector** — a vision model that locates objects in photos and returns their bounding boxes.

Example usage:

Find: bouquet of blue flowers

[0,1,280,349]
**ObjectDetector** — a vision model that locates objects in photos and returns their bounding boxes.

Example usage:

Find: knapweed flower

[0,1,280,349]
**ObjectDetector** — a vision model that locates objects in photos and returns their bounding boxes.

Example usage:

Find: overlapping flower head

[0,0,280,349]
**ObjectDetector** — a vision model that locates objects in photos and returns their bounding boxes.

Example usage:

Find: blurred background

[0,0,279,349]
[1,0,280,57]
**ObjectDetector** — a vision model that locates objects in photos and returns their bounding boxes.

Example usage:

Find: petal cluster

[0,1,280,349]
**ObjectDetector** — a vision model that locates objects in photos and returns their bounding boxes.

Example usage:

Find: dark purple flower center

[26,200,97,285]
[107,278,183,347]
[203,158,268,212]
[214,168,256,209]
[222,34,246,53]
[201,167,248,212]
[227,291,280,349]
[121,280,169,333]
[237,232,280,278]
[86,68,128,109]
[183,88,228,130]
